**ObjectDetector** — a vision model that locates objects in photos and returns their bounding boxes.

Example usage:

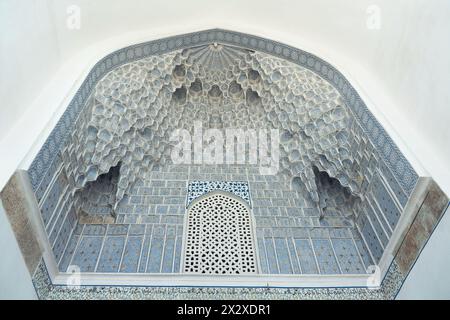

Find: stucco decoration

[62,44,380,214]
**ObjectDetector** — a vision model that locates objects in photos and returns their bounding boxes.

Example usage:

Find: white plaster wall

[0,201,37,299]
[0,0,61,138]
[397,205,450,300]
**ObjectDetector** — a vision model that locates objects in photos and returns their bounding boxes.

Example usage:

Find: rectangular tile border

[31,257,403,300]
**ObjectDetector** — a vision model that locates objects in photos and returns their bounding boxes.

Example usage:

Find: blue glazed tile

[286,238,301,274]
[152,224,166,238]
[120,236,143,273]
[166,225,177,237]
[372,174,401,231]
[138,235,152,273]
[379,163,408,207]
[365,206,389,248]
[40,174,65,229]
[161,238,175,273]
[147,225,165,273]
[156,205,168,214]
[129,224,146,235]
[312,239,340,274]
[264,238,279,274]
[173,236,183,273]
[331,239,365,274]
[329,228,351,239]
[257,239,269,274]
[147,237,164,273]
[35,154,62,203]
[274,238,293,274]
[294,239,319,274]
[71,236,103,272]
[49,199,74,246]
[83,224,107,236]
[361,219,383,263]
[73,223,83,235]
[353,236,374,271]
[58,234,79,272]
[134,205,148,214]
[124,215,138,224]
[52,211,76,263]
[107,224,129,235]
[97,236,126,272]
[368,198,392,237]
[310,228,329,239]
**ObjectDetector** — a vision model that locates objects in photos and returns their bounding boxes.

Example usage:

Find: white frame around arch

[23,29,427,291]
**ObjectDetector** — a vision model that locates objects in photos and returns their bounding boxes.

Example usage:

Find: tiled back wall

[35,162,77,265]
[26,29,418,271]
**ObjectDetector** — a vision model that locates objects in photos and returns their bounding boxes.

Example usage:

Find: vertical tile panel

[147,225,165,273]
[138,234,152,273]
[161,237,175,273]
[274,238,293,274]
[312,239,340,274]
[173,236,183,273]
[365,206,389,248]
[71,236,103,272]
[58,234,79,272]
[96,236,126,272]
[331,238,365,274]
[353,237,374,271]
[257,239,269,274]
[372,174,401,231]
[120,236,143,273]
[294,239,319,274]
[264,238,279,274]
[286,238,301,274]
[361,219,384,263]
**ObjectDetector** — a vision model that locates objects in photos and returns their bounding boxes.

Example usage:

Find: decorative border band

[187,181,251,207]
[32,259,405,300]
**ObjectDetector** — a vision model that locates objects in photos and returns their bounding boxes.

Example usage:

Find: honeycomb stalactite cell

[61,44,381,214]
[76,164,121,217]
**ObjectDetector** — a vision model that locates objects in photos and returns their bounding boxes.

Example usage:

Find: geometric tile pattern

[186,181,250,207]
[256,228,368,275]
[60,223,183,274]
[183,192,257,274]
[57,164,373,275]
[33,258,407,299]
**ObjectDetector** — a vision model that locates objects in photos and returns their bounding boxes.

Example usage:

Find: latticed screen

[183,193,258,274]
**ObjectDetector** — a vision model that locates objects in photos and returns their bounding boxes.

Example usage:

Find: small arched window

[182,191,258,274]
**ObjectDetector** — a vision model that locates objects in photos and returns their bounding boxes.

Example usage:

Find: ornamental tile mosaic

[32,258,407,300]
[23,30,424,297]
[187,181,251,207]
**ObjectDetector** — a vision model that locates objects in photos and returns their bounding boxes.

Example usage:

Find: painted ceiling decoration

[61,42,381,215]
